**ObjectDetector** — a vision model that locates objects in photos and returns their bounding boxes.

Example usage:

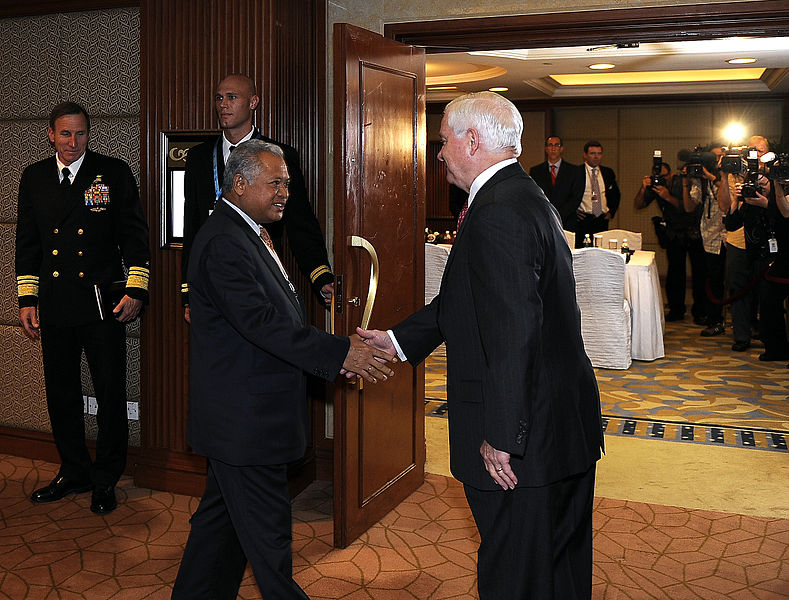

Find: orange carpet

[1,454,787,599]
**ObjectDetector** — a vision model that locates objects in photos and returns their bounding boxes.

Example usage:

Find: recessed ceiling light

[488,87,509,92]
[588,63,615,70]
[727,57,757,65]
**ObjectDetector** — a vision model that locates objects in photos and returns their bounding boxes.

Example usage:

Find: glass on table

[593,234,602,247]
[608,239,618,250]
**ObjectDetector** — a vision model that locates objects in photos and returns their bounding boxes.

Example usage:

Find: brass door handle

[348,235,379,330]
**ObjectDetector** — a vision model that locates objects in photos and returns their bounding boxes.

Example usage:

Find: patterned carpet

[1,454,787,599]
[426,319,789,453]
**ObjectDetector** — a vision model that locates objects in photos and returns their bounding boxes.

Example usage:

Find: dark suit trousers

[464,463,596,600]
[40,320,127,487]
[172,459,309,600]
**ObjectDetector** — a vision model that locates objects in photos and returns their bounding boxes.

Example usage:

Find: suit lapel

[216,202,303,320]
[442,162,523,277]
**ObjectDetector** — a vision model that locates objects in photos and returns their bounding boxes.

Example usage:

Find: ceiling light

[488,87,509,92]
[727,57,757,64]
[588,63,615,70]
[551,67,765,86]
[722,122,746,144]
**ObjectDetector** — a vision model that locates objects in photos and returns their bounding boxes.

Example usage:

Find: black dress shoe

[731,341,750,352]
[90,486,117,515]
[700,323,725,337]
[759,351,789,362]
[31,475,92,503]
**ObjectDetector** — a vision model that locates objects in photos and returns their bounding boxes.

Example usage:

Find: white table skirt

[625,251,665,361]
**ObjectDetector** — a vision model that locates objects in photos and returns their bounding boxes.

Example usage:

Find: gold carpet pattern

[426,319,789,452]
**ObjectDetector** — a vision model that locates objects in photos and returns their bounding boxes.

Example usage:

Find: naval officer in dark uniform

[15,101,151,514]
[180,74,333,322]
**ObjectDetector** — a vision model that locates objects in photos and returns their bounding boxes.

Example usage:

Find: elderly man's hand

[343,334,396,383]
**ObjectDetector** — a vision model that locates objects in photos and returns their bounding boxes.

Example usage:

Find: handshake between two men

[341,330,398,383]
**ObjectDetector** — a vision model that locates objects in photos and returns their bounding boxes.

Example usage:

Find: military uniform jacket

[15,150,151,327]
[181,131,333,305]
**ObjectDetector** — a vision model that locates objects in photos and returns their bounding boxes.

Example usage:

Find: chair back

[424,243,450,304]
[597,229,641,251]
[572,248,626,311]
[563,230,575,248]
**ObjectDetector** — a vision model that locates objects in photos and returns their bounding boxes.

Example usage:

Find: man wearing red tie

[360,93,603,599]
[529,136,583,231]
[574,140,621,247]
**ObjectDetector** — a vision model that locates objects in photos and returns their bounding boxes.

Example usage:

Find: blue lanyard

[212,136,222,203]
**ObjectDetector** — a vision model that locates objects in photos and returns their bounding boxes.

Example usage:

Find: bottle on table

[582,233,592,247]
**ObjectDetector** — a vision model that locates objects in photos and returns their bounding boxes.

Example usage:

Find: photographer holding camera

[682,145,727,336]
[634,156,707,323]
[720,135,789,360]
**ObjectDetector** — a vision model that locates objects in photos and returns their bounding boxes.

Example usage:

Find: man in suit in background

[359,92,603,599]
[575,140,621,247]
[172,140,395,599]
[16,101,151,515]
[181,74,334,322]
[529,136,583,231]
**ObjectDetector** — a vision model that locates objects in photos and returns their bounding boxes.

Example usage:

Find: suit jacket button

[53,271,59,277]
[53,228,59,234]
[52,249,58,255]
[78,272,84,278]
[78,251,83,257]
[77,228,84,235]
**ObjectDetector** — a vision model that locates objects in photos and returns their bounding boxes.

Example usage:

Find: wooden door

[332,23,426,548]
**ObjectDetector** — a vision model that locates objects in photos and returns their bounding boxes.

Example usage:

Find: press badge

[768,237,778,254]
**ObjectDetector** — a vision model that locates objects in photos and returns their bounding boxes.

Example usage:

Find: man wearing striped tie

[15,101,151,515]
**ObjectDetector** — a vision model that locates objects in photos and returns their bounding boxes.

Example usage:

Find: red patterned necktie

[456,200,469,231]
[550,163,557,185]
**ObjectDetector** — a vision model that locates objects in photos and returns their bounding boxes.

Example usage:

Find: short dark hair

[662,162,672,172]
[583,140,602,153]
[546,136,563,146]
[49,102,90,131]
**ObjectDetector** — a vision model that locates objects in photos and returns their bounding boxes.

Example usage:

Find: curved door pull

[348,235,379,330]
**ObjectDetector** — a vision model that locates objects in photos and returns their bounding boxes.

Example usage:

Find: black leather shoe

[701,323,725,337]
[732,341,750,352]
[30,475,92,503]
[90,486,117,515]
[759,351,789,362]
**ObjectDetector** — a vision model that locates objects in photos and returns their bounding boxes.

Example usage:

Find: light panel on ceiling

[550,68,766,86]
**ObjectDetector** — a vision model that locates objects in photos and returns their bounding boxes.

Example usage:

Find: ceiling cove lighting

[488,86,509,92]
[551,67,765,86]
[727,58,757,64]
[588,63,615,70]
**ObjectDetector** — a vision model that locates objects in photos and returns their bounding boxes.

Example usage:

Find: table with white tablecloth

[425,243,452,304]
[624,250,665,361]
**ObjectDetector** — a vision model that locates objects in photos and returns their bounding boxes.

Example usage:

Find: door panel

[333,23,426,548]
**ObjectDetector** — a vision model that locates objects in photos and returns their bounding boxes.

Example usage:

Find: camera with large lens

[761,152,789,184]
[720,145,749,175]
[739,149,761,198]
[678,146,717,179]
[649,150,666,187]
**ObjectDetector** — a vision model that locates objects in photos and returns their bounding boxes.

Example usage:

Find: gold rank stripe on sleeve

[181,282,189,294]
[126,266,150,291]
[309,265,331,284]
[17,275,39,298]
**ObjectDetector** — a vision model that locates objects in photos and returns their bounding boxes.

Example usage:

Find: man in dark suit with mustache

[16,101,151,515]
[172,140,395,599]
[359,93,603,599]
